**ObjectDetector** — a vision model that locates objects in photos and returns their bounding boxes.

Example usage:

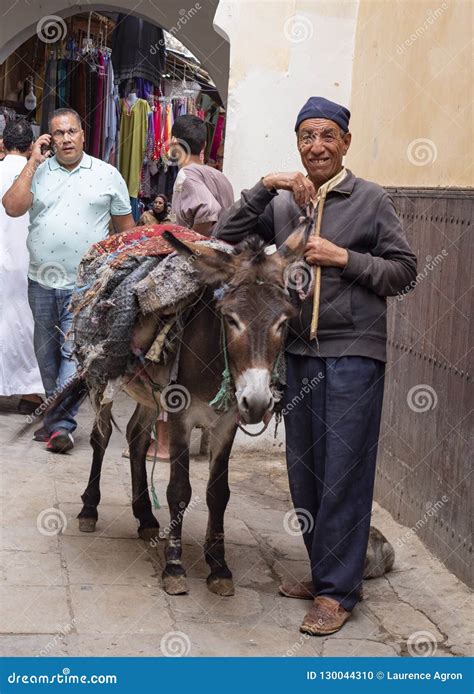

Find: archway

[0,0,229,105]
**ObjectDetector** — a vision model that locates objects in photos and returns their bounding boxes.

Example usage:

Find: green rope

[149,386,161,510]
[209,317,236,412]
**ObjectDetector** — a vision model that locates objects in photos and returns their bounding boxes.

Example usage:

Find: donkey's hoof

[78,517,96,533]
[138,527,161,544]
[163,574,188,595]
[207,575,235,596]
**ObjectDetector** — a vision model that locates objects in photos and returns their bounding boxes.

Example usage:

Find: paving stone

[70,584,173,634]
[173,620,323,657]
[64,633,168,657]
[63,537,157,585]
[322,638,399,657]
[0,585,71,633]
[1,394,471,657]
[168,578,263,622]
[1,527,59,553]
[1,550,65,586]
[0,633,69,657]
[59,503,140,539]
[365,600,444,642]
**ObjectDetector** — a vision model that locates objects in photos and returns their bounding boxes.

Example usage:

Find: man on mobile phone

[2,108,135,453]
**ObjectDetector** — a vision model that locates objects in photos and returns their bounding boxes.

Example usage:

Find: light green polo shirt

[27,153,131,289]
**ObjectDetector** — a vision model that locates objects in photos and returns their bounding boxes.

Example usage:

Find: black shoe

[33,426,50,442]
[46,429,74,453]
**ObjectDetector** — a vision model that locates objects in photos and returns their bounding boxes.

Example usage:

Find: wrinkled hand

[262,172,315,206]
[304,237,349,268]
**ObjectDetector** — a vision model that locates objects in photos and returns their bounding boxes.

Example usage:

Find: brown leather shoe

[279,580,314,600]
[300,596,351,636]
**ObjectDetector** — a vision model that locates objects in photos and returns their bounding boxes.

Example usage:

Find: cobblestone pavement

[1,395,472,658]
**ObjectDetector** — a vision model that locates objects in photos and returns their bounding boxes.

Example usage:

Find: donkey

[70,227,394,598]
[77,229,304,597]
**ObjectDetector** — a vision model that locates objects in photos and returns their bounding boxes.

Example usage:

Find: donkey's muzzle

[236,368,274,424]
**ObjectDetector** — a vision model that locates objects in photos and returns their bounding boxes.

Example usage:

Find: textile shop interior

[0,11,227,221]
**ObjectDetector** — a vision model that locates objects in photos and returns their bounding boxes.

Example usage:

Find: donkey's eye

[274,317,288,332]
[225,314,241,329]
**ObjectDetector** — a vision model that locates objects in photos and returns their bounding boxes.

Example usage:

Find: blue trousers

[27,279,79,434]
[283,354,385,611]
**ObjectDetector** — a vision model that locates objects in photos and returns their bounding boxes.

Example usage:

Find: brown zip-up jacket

[214,170,417,362]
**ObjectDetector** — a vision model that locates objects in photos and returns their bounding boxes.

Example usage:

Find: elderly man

[3,108,135,453]
[214,97,417,636]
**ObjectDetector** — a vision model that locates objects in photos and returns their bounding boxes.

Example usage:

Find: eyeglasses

[298,130,344,150]
[51,127,81,142]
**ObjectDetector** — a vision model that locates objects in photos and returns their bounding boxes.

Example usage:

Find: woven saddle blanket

[70,224,231,387]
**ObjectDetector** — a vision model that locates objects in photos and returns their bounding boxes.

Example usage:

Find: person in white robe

[0,119,43,412]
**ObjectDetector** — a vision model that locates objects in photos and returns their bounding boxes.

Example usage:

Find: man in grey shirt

[214,97,417,636]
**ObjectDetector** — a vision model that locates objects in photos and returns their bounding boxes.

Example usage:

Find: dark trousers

[27,279,79,434]
[283,354,385,611]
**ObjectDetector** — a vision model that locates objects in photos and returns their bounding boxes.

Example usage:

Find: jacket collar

[331,168,356,195]
[48,152,92,172]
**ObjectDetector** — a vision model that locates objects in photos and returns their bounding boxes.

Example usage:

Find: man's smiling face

[297,118,351,187]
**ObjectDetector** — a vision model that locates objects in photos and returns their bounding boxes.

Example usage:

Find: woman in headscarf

[138,193,171,225]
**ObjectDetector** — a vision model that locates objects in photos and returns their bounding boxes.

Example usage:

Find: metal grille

[375,187,473,587]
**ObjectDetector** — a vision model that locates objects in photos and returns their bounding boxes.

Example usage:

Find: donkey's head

[164,227,307,424]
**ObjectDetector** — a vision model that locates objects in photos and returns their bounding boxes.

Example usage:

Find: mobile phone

[40,142,54,157]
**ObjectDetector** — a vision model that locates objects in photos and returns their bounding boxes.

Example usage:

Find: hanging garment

[162,101,173,156]
[119,97,151,198]
[40,59,58,134]
[0,155,43,395]
[210,112,225,161]
[103,57,118,163]
[90,52,106,158]
[56,59,68,108]
[111,15,166,87]
[152,101,163,160]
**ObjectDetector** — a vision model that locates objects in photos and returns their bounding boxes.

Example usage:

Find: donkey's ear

[278,220,310,264]
[163,232,235,285]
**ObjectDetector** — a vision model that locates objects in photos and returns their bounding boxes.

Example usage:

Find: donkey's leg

[162,416,192,595]
[77,403,113,533]
[127,403,160,543]
[204,418,237,596]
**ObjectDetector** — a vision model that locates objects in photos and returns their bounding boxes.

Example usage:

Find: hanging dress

[118,97,151,198]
